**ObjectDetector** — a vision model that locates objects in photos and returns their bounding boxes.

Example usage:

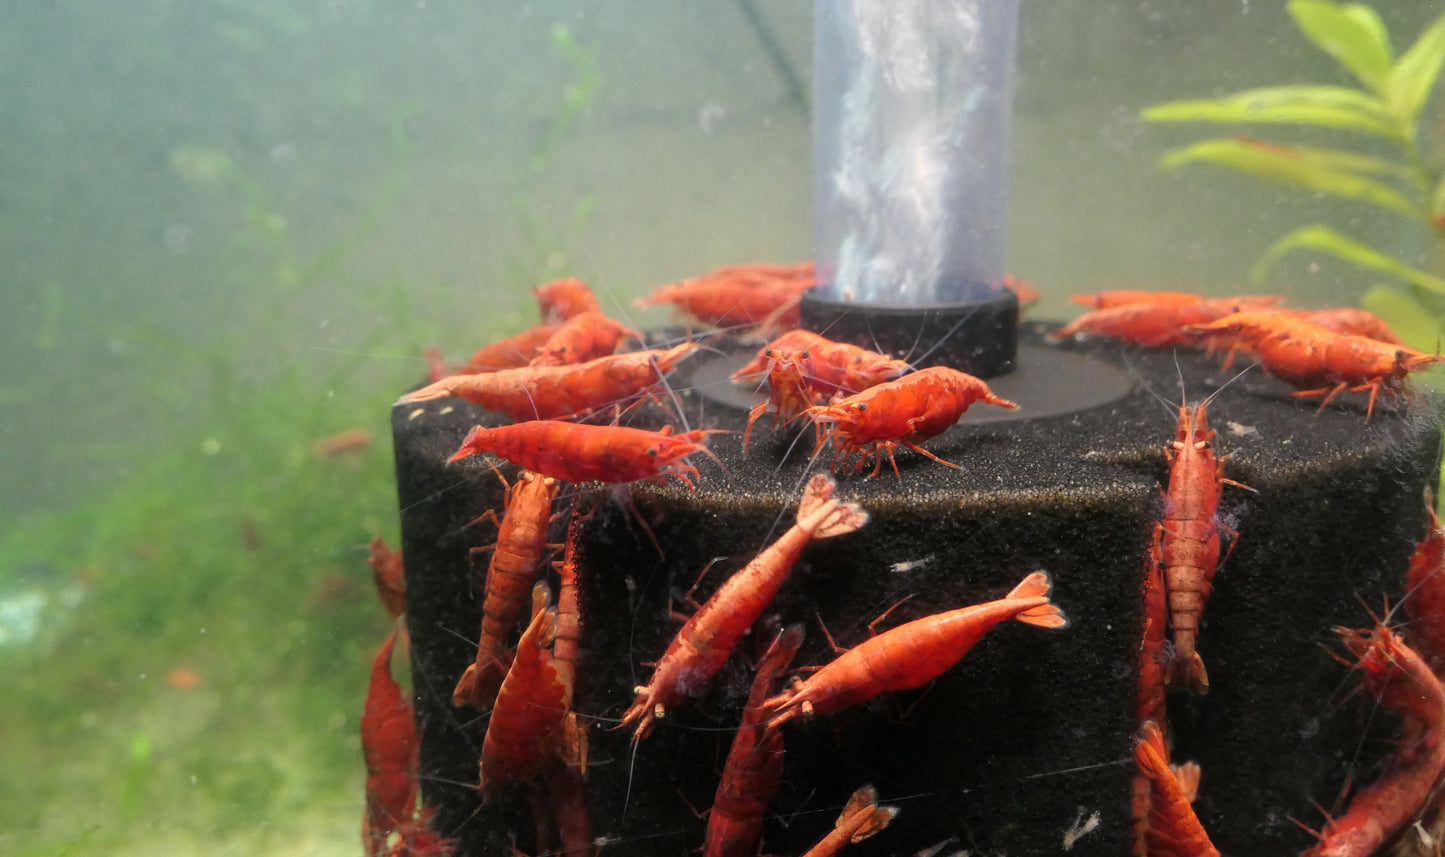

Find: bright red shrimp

[634,262,815,331]
[732,329,911,398]
[480,583,570,798]
[1404,497,1445,670]
[363,628,419,857]
[460,323,559,374]
[1137,554,1169,729]
[1189,312,1444,417]
[765,572,1066,727]
[451,421,722,489]
[396,342,699,421]
[1135,721,1220,857]
[534,277,601,325]
[541,760,593,857]
[529,311,640,368]
[703,625,804,857]
[806,366,1018,478]
[551,514,587,772]
[1050,295,1280,347]
[1002,274,1042,308]
[1134,559,1170,857]
[367,535,407,620]
[797,785,898,857]
[425,345,450,383]
[1297,307,1403,345]
[1069,289,1210,310]
[1303,623,1445,857]
[453,471,560,710]
[621,474,867,743]
[741,352,824,452]
[1154,400,1240,695]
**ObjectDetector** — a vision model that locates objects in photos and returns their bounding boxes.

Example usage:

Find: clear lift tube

[813,0,1019,305]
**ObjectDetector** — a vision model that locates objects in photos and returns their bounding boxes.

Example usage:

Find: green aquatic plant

[1142,0,1445,349]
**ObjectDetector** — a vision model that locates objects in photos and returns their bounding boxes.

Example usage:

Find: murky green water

[2,2,1441,855]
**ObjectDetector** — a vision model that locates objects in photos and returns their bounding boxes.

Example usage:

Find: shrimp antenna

[902,302,982,369]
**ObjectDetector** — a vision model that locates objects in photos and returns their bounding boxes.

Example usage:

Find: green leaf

[1288,0,1393,93]
[1360,284,1441,351]
[1430,171,1445,218]
[1385,8,1445,124]
[1142,86,1405,140]
[1159,137,1424,218]
[1251,224,1445,297]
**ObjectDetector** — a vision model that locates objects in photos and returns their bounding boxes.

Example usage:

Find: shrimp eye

[647,447,658,457]
[855,402,868,412]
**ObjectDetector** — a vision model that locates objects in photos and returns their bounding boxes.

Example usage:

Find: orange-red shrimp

[551,515,587,773]
[314,427,375,456]
[425,345,451,382]
[732,329,911,398]
[363,629,419,857]
[529,311,640,368]
[1002,274,1042,308]
[797,785,898,857]
[534,277,601,324]
[734,331,913,449]
[1137,555,1169,728]
[480,583,570,798]
[634,262,815,331]
[1051,295,1280,347]
[1303,623,1445,857]
[1154,400,1239,694]
[1135,721,1220,857]
[541,760,593,857]
[1134,559,1170,856]
[367,535,407,620]
[460,324,559,374]
[704,625,803,857]
[806,366,1018,477]
[451,421,722,489]
[621,474,867,743]
[1190,312,1445,417]
[453,471,560,710]
[1297,307,1403,345]
[1404,498,1445,671]
[740,351,824,452]
[765,572,1066,727]
[396,342,699,421]
[1069,289,1213,310]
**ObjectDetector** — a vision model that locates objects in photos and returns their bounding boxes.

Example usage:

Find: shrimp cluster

[363,269,1443,856]
[1054,288,1434,417]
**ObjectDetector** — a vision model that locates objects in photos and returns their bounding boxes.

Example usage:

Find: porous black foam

[391,325,1441,856]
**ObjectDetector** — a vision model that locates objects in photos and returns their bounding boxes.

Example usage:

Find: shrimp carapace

[620,473,867,744]
[765,571,1066,728]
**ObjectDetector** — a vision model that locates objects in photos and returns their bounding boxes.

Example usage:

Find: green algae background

[3,3,1443,855]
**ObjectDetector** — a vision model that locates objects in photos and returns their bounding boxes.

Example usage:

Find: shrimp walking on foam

[396,342,699,422]
[452,470,559,710]
[620,473,867,743]
[1188,311,1444,417]
[806,365,1018,477]
[1153,399,1242,695]
[797,785,899,857]
[1134,721,1219,857]
[703,625,803,857]
[479,583,570,799]
[764,571,1066,728]
[1301,621,1445,857]
[450,421,723,489]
